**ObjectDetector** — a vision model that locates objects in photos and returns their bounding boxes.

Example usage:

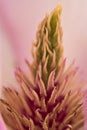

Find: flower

[0,4,85,130]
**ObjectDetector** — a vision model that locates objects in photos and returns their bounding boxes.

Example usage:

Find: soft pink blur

[0,115,7,130]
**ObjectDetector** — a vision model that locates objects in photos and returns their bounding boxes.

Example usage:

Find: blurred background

[0,0,87,88]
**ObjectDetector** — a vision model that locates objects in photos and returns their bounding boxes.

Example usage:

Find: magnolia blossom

[1,0,87,129]
[0,4,86,130]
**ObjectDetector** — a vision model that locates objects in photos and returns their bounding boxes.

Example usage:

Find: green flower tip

[48,4,62,35]
[32,4,63,85]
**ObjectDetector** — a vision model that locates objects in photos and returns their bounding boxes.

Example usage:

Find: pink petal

[83,89,87,130]
[0,115,7,130]
[0,1,24,65]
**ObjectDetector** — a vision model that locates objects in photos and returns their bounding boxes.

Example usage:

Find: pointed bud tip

[51,3,62,16]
